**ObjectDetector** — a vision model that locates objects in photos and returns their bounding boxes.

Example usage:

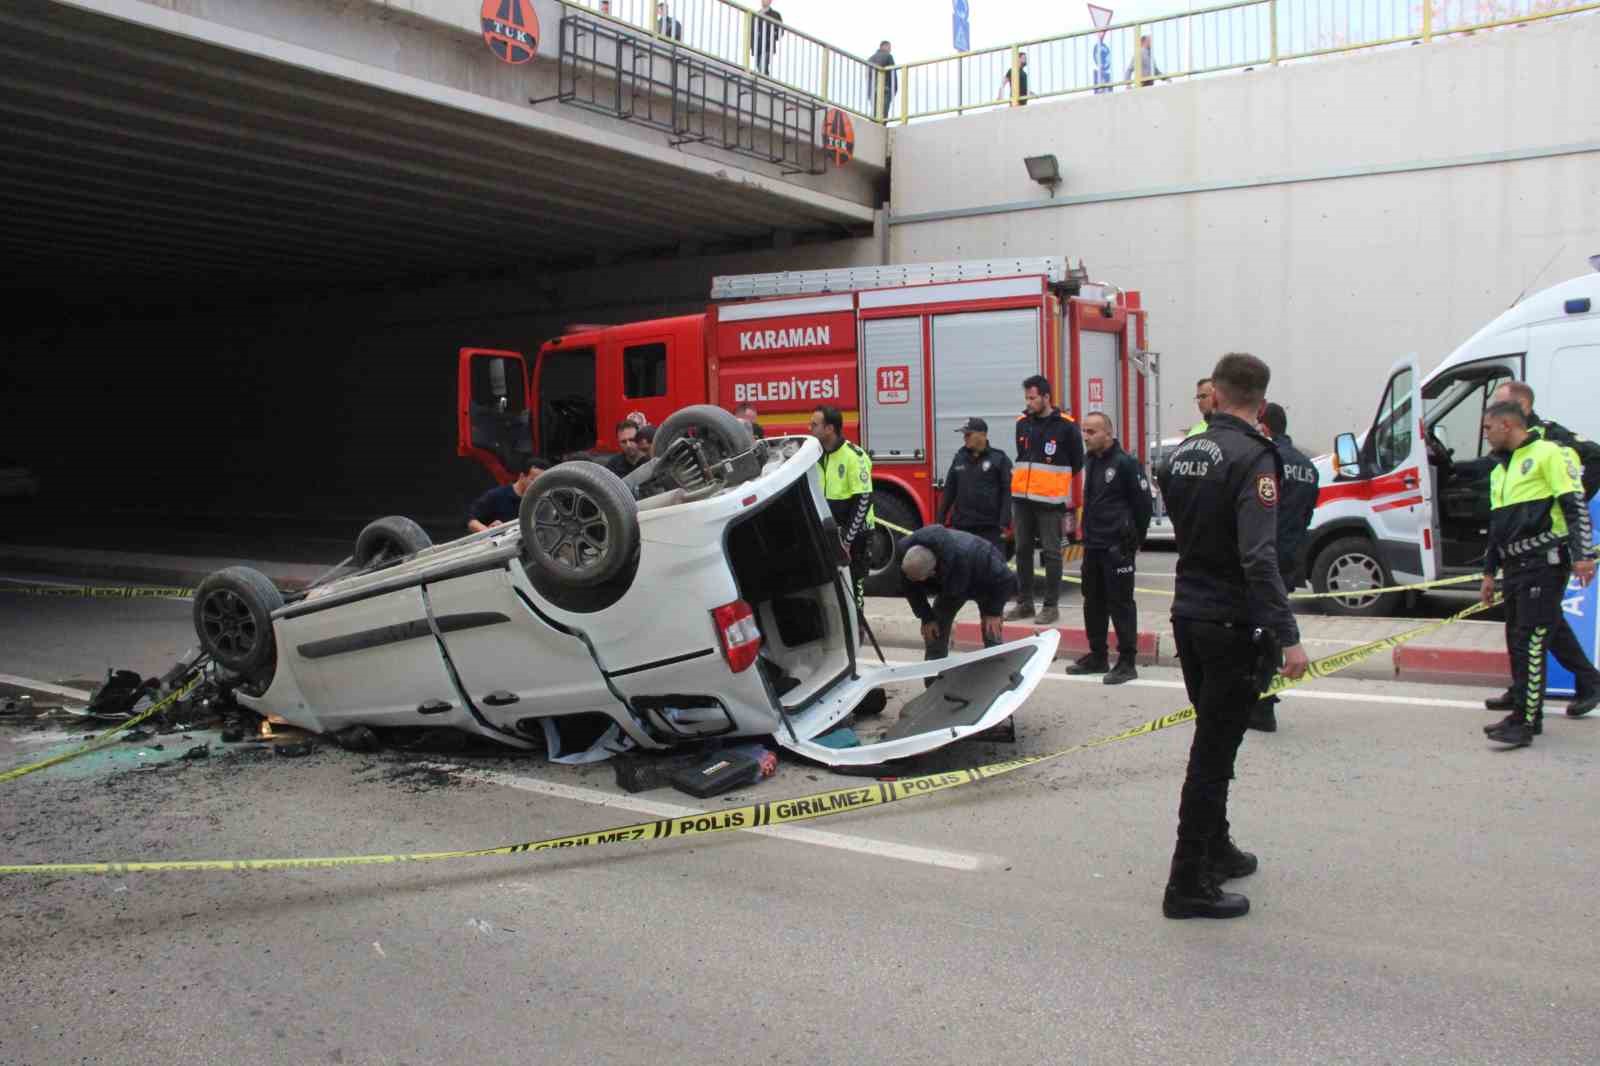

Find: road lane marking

[448,766,998,872]
[0,673,94,701]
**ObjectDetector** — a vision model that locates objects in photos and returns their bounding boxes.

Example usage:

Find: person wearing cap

[939,417,1013,554]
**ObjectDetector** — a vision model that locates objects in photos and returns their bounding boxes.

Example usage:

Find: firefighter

[1069,411,1152,685]
[1007,374,1084,627]
[1156,352,1309,920]
[1248,402,1321,732]
[1479,401,1597,748]
[938,417,1012,553]
[898,525,1016,668]
[809,405,874,615]
[1483,380,1600,718]
[1186,377,1214,437]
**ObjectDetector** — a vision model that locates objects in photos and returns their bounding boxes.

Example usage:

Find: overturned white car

[192,407,1058,766]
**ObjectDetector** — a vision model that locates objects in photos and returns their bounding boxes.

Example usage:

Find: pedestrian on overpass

[1248,402,1320,731]
[866,40,896,120]
[1479,402,1597,747]
[1186,377,1214,437]
[938,417,1012,554]
[751,0,782,75]
[466,457,552,533]
[1482,380,1600,717]
[898,525,1015,668]
[1157,352,1309,919]
[1068,411,1152,685]
[1007,375,1083,627]
[810,405,874,617]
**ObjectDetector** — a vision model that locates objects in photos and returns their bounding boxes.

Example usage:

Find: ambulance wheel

[193,566,283,681]
[1310,536,1401,617]
[863,493,919,597]
[355,516,432,568]
[521,462,639,589]
[654,405,755,486]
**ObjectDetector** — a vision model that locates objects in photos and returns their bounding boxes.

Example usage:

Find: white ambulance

[1303,261,1600,616]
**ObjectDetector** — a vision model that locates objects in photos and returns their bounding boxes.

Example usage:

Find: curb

[1393,645,1508,684]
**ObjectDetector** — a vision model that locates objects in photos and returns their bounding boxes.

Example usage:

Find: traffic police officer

[1156,352,1309,920]
[1479,401,1597,747]
[939,417,1013,553]
[1068,411,1152,685]
[1008,374,1083,626]
[898,525,1016,666]
[1483,381,1600,717]
[1185,377,1215,437]
[810,405,875,615]
[1248,402,1321,732]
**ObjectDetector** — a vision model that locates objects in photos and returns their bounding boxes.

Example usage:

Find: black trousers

[1501,566,1598,701]
[1503,563,1580,725]
[1013,500,1064,608]
[1172,618,1260,852]
[1082,546,1138,660]
[846,533,869,616]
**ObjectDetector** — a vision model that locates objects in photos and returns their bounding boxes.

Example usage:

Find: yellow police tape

[870,515,1482,602]
[0,583,195,601]
[0,675,204,786]
[0,599,1495,876]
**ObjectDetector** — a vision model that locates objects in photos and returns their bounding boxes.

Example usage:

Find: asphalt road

[2,581,1595,1065]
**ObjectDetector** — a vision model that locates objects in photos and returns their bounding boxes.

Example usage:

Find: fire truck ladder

[710,257,1090,300]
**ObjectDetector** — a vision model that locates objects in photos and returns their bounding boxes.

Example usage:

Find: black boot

[1567,688,1599,717]
[1103,658,1138,685]
[1065,653,1109,675]
[1486,719,1535,747]
[1483,712,1541,736]
[1163,849,1250,920]
[1484,689,1515,711]
[1247,700,1278,732]
[1209,833,1259,881]
[1004,601,1035,622]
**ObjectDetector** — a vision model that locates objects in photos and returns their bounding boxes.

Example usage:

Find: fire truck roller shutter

[930,309,1041,482]
[860,318,926,461]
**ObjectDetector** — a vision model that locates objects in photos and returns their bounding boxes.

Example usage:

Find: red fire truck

[458,257,1155,590]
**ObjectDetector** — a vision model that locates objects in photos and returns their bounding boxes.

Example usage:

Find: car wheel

[193,566,284,681]
[1310,536,1400,617]
[521,462,639,588]
[354,515,432,568]
[863,493,920,596]
[653,405,756,488]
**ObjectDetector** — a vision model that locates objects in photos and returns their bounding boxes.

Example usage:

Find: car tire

[863,493,920,596]
[521,462,639,588]
[354,515,432,568]
[1310,536,1401,617]
[653,405,755,487]
[193,566,284,681]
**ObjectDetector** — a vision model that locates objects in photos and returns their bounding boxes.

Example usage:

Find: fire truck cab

[459,257,1155,591]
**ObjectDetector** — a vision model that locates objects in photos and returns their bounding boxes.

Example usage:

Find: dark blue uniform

[939,445,1013,551]
[468,484,520,527]
[1080,440,1153,666]
[898,525,1018,664]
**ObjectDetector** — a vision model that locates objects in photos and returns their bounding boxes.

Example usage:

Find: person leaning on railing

[867,40,896,120]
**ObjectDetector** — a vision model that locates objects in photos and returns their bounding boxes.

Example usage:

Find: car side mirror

[1334,432,1360,475]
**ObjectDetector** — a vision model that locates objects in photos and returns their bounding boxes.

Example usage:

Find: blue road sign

[953,0,970,52]
[1548,495,1600,698]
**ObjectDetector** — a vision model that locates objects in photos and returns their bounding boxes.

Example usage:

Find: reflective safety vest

[1011,409,1082,506]
[1185,419,1209,438]
[821,439,876,528]
[1488,434,1588,566]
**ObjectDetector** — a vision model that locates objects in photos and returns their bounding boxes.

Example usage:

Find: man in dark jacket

[867,40,897,119]
[899,525,1017,666]
[466,457,552,533]
[1068,412,1152,684]
[1007,374,1084,626]
[939,417,1012,553]
[1248,402,1320,731]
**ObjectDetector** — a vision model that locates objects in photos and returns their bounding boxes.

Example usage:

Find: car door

[458,348,533,482]
[1361,357,1437,584]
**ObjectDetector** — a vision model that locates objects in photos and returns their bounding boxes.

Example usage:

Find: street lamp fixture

[1024,154,1062,197]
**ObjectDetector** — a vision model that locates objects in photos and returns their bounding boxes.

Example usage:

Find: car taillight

[712,600,762,673]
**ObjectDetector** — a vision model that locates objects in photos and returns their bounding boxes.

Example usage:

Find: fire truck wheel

[654,405,755,484]
[193,566,283,682]
[863,493,920,596]
[520,463,640,589]
[1310,535,1401,617]
[354,516,433,569]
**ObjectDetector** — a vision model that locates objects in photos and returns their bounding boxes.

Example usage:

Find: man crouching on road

[898,525,1017,672]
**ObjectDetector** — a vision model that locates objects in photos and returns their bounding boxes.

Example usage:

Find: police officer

[1008,374,1083,627]
[939,417,1013,553]
[1068,411,1152,685]
[898,525,1016,666]
[1248,402,1321,732]
[1186,377,1215,438]
[1483,381,1600,718]
[1156,352,1309,920]
[1479,401,1597,748]
[810,405,875,616]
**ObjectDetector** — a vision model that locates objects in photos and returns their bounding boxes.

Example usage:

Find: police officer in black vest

[1068,411,1152,685]
[1248,402,1321,732]
[938,417,1013,553]
[1156,352,1309,920]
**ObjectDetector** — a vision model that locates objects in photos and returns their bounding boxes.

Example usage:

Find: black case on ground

[669,751,762,798]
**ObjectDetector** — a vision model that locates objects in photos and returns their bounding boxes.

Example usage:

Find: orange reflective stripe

[1012,461,1074,503]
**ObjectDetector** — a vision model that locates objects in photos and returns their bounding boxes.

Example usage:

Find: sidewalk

[0,542,1510,688]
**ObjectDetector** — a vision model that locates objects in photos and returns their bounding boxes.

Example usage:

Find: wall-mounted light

[1023,154,1062,197]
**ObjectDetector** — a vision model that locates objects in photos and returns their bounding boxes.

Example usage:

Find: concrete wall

[887,18,1600,453]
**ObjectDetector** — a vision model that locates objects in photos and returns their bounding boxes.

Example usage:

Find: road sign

[1087,4,1114,30]
[1548,495,1600,698]
[953,0,970,52]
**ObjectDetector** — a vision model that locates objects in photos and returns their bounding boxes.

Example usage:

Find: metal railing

[890,0,1600,124]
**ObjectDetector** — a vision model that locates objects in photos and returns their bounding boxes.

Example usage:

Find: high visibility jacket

[821,439,875,541]
[1185,417,1209,438]
[1486,434,1593,574]
[1011,409,1083,506]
